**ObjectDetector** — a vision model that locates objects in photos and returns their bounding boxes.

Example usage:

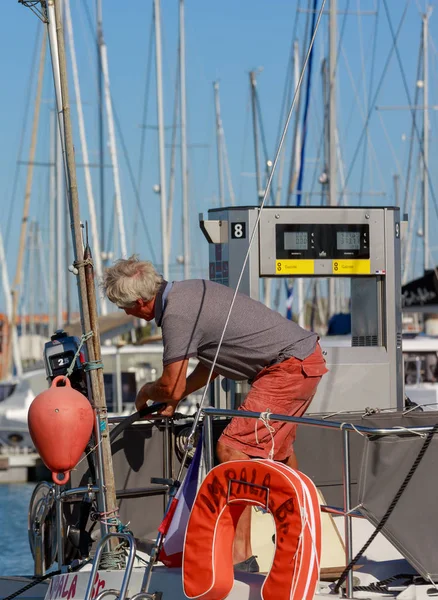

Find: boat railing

[84,532,137,600]
[201,406,435,597]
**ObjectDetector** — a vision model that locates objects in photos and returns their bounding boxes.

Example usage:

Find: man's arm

[135,359,218,417]
[135,359,189,410]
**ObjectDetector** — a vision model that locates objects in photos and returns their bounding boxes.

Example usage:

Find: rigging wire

[179,0,328,473]
[238,89,252,202]
[286,0,312,205]
[338,0,410,203]
[382,0,438,227]
[134,7,155,253]
[254,89,276,203]
[376,111,406,192]
[358,0,380,203]
[80,0,156,262]
[5,23,42,252]
[340,46,386,193]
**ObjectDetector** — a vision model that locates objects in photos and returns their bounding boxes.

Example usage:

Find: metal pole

[250,71,262,201]
[342,428,354,598]
[29,223,36,337]
[115,345,122,414]
[213,81,225,207]
[65,0,106,314]
[154,0,169,279]
[55,485,64,569]
[422,12,429,272]
[328,0,337,318]
[203,413,214,472]
[96,0,105,258]
[49,109,56,334]
[100,37,128,258]
[49,0,118,546]
[179,0,190,279]
[393,174,400,207]
[55,110,64,329]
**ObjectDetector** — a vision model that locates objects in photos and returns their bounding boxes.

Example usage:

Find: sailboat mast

[422,11,429,272]
[47,0,118,542]
[97,0,105,258]
[49,109,56,334]
[328,0,337,317]
[213,81,225,207]
[65,0,106,314]
[154,0,169,279]
[99,19,128,258]
[55,116,64,329]
[179,0,190,279]
[250,71,262,201]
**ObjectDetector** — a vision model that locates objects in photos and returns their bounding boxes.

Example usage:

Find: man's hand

[157,401,179,418]
[135,384,150,412]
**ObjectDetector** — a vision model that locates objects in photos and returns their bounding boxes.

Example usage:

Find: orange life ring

[183,459,321,600]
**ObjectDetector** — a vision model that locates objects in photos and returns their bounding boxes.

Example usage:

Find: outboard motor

[43,329,88,397]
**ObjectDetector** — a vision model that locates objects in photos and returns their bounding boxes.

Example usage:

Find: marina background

[0,484,34,575]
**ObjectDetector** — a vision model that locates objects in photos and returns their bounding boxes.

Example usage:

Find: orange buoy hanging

[28,376,94,485]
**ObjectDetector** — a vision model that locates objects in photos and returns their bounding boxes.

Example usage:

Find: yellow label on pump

[275,260,315,275]
[332,259,371,275]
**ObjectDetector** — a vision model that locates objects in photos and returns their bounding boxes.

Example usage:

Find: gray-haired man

[103,255,327,571]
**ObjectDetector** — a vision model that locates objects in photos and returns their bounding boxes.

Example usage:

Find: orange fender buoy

[183,459,321,600]
[28,376,94,485]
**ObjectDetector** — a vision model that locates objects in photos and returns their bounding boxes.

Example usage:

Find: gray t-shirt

[158,279,318,381]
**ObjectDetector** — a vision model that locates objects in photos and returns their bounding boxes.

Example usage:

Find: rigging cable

[295,0,319,206]
[80,0,156,262]
[358,0,380,204]
[338,1,409,204]
[5,24,42,252]
[134,6,155,254]
[382,0,438,224]
[254,88,276,204]
[178,0,329,477]
[294,0,351,206]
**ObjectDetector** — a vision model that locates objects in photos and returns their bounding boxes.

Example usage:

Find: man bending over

[102,256,328,572]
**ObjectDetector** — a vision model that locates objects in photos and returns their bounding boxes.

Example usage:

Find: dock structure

[0,447,47,483]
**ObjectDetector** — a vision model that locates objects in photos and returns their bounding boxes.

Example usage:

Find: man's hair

[102,255,163,308]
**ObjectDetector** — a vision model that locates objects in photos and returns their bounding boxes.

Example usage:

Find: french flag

[159,433,203,568]
[285,280,294,320]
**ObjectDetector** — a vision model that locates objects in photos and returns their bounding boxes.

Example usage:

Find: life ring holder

[182,459,321,600]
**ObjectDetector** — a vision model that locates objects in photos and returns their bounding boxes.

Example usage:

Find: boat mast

[179,0,190,279]
[99,9,127,258]
[422,11,429,272]
[45,0,118,542]
[154,0,169,280]
[65,0,106,314]
[9,31,46,375]
[56,100,64,329]
[328,0,337,318]
[49,109,56,334]
[213,81,225,207]
[96,0,105,261]
[250,70,263,202]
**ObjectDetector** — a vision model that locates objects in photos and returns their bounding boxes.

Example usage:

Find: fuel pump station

[200,206,403,413]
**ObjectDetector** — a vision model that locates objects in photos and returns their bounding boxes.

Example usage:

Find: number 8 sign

[231,222,246,239]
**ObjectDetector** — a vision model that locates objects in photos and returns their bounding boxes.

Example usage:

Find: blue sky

[0,0,437,314]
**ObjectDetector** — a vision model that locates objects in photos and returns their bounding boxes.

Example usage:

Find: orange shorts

[219,344,328,461]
